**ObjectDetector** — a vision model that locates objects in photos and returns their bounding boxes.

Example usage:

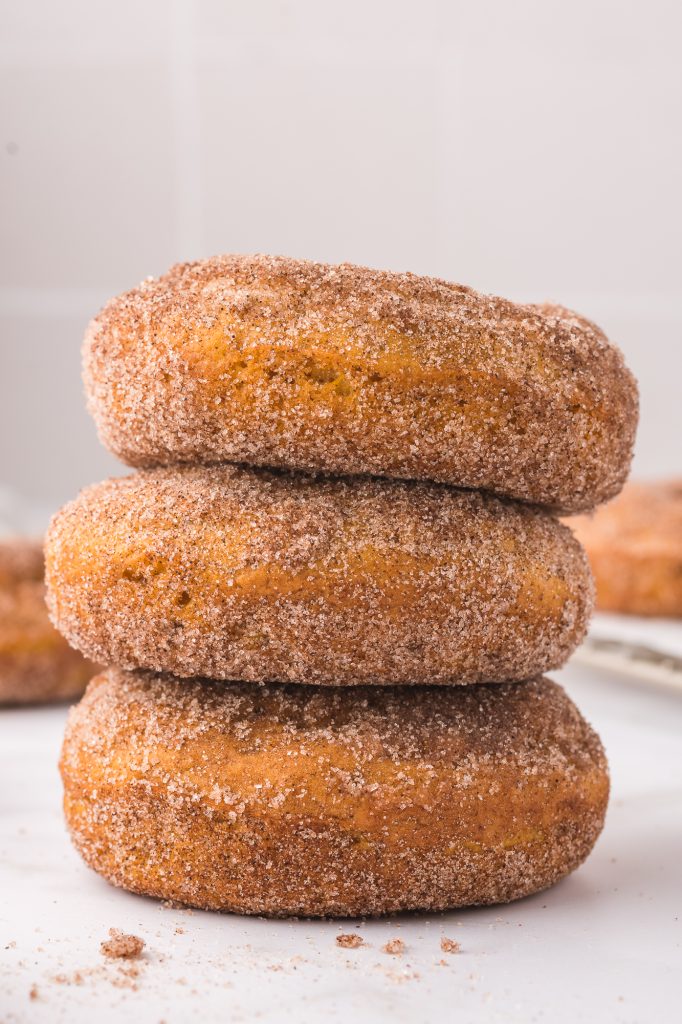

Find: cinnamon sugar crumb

[336,933,364,949]
[111,963,141,990]
[54,971,84,986]
[100,929,145,960]
[440,937,461,953]
[382,939,405,956]
[29,983,39,1000]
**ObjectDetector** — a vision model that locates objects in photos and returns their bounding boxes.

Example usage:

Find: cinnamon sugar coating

[60,670,609,917]
[566,479,682,617]
[83,255,638,513]
[0,537,95,705]
[45,465,593,686]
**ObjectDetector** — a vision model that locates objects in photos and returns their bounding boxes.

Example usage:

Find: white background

[1,0,681,510]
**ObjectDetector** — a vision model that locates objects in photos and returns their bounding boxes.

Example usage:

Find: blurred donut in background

[0,537,96,705]
[566,480,682,618]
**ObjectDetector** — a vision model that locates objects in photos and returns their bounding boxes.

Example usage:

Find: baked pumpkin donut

[45,465,593,686]
[567,479,682,617]
[61,669,609,917]
[83,255,638,513]
[0,537,95,705]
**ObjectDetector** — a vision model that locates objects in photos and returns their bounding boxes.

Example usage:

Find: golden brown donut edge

[45,465,594,686]
[60,670,609,917]
[83,254,639,514]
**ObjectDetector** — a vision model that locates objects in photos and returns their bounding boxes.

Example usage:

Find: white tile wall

[195,0,460,43]
[0,2,171,58]
[0,0,680,512]
[1,63,176,288]
[198,52,443,271]
[0,313,120,509]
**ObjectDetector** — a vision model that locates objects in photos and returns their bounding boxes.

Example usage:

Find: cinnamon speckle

[336,933,365,949]
[100,929,145,960]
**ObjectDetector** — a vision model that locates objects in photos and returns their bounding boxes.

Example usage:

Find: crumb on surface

[111,963,142,990]
[53,971,85,986]
[100,928,145,960]
[382,939,405,956]
[29,983,39,1001]
[440,937,461,953]
[336,933,364,949]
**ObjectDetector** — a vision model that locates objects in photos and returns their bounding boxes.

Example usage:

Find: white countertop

[1,659,681,1023]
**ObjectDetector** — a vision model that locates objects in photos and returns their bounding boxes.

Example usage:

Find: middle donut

[45,465,593,686]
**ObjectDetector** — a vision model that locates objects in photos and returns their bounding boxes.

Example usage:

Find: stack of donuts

[45,255,638,917]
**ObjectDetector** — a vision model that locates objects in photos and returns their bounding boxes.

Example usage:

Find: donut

[0,537,95,705]
[45,465,593,686]
[567,479,682,617]
[60,669,609,917]
[83,255,638,513]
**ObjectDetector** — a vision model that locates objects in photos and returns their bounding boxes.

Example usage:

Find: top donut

[84,254,638,512]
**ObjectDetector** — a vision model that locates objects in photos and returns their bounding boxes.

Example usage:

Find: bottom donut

[60,669,609,917]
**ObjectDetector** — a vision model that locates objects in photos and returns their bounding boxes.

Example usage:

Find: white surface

[1,663,680,1023]
[574,612,682,694]
[588,612,682,660]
